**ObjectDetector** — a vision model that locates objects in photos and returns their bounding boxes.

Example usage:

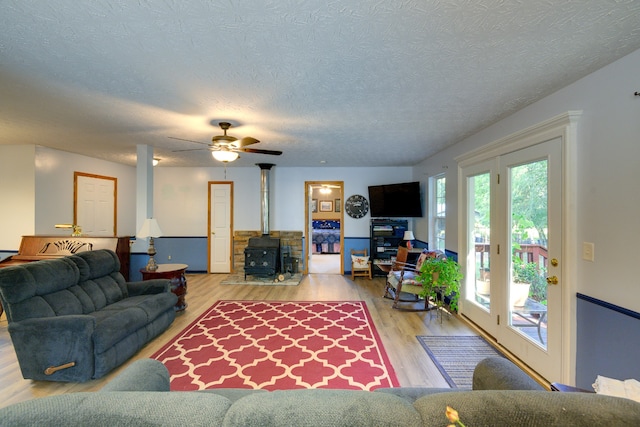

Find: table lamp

[403,230,415,250]
[137,218,163,271]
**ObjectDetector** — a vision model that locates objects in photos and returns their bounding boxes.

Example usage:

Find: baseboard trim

[458,313,551,390]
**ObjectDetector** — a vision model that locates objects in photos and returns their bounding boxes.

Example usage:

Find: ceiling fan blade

[236,137,260,148]
[168,136,210,146]
[239,147,283,156]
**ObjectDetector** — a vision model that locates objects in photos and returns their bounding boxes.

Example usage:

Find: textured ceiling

[1,1,640,167]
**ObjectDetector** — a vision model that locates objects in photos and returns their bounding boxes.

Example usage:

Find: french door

[460,138,563,381]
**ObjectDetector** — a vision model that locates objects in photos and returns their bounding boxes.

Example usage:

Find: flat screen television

[368,181,423,217]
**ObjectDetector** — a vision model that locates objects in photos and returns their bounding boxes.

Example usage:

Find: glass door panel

[508,159,549,349]
[461,159,498,338]
[472,172,491,312]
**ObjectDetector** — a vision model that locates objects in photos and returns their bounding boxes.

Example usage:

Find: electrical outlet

[168,255,172,260]
[582,242,594,262]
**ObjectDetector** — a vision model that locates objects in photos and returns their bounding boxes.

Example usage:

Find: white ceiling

[2,1,640,168]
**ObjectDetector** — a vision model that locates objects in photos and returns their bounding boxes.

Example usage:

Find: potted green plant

[417,256,463,312]
[511,257,537,306]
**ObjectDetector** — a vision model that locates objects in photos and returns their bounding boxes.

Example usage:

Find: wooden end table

[141,263,188,312]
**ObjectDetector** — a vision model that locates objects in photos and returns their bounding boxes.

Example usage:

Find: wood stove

[244,236,280,279]
[244,164,281,279]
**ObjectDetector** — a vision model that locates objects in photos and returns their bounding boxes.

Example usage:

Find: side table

[141,263,188,312]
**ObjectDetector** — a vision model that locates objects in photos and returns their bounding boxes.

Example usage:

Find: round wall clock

[345,195,369,219]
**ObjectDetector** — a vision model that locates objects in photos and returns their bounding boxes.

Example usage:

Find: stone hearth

[233,230,303,274]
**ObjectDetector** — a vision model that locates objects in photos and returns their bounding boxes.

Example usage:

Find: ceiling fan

[170,122,282,162]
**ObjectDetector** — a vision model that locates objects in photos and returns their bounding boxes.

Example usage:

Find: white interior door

[209,182,232,273]
[74,172,116,236]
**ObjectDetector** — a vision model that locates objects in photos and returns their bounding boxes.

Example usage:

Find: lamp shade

[137,218,163,239]
[403,230,415,241]
[212,150,239,162]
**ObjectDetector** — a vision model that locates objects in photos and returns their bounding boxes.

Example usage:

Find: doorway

[305,181,344,274]
[458,112,580,383]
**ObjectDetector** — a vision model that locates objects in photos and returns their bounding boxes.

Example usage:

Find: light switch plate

[582,242,594,262]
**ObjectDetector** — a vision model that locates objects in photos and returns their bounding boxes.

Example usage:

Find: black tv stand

[370,219,408,276]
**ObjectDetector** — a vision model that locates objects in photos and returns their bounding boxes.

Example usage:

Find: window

[429,174,446,251]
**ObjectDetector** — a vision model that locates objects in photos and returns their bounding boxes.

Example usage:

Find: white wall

[2,146,413,254]
[153,165,414,238]
[271,167,414,237]
[33,147,138,236]
[413,47,640,312]
[153,166,262,236]
[0,145,36,250]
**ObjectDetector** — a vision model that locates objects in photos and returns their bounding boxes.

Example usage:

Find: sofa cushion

[102,293,178,321]
[414,390,640,426]
[76,276,127,310]
[0,257,80,322]
[90,307,150,354]
[0,392,232,427]
[70,249,122,282]
[473,356,545,390]
[375,386,458,402]
[90,293,176,353]
[70,250,129,306]
[101,359,171,392]
[222,389,422,426]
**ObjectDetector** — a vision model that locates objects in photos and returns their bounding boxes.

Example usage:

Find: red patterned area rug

[152,300,399,391]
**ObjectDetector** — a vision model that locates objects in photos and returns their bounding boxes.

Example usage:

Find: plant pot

[510,282,530,307]
[476,280,490,296]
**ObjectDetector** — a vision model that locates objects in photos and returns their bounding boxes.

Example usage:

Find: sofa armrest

[101,359,170,392]
[472,357,544,390]
[127,279,170,296]
[8,315,96,381]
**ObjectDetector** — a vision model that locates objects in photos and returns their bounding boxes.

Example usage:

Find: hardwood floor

[0,273,481,408]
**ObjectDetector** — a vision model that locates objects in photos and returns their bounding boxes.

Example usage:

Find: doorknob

[546,276,559,285]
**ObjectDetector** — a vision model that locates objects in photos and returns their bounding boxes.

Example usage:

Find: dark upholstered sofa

[0,249,177,382]
[1,357,639,426]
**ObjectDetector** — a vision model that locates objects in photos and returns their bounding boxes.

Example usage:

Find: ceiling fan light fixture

[212,150,239,162]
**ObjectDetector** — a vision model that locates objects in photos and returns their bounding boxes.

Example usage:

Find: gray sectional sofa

[1,357,639,426]
[0,249,177,382]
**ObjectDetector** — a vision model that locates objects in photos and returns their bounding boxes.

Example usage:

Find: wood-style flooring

[0,273,515,408]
